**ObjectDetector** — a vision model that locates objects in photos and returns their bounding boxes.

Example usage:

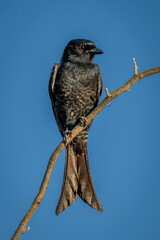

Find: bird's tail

[55,140,103,215]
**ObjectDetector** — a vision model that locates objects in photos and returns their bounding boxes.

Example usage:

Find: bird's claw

[63,130,72,146]
[80,116,88,127]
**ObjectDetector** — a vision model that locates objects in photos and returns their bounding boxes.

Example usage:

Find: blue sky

[1,0,160,239]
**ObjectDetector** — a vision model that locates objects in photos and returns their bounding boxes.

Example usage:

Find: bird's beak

[89,47,103,54]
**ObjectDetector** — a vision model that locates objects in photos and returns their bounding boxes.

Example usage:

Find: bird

[49,39,103,215]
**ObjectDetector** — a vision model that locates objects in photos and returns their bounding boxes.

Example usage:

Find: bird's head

[61,39,103,64]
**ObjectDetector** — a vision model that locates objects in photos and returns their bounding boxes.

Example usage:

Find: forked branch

[11,65,160,240]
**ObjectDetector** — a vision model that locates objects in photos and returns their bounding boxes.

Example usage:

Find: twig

[22,227,30,234]
[105,88,111,97]
[11,66,160,240]
[133,58,138,75]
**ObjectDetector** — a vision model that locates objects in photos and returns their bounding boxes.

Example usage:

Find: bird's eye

[80,46,84,51]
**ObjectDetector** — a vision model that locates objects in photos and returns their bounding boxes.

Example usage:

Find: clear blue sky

[1,0,160,239]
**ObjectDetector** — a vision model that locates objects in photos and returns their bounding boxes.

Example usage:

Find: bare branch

[11,67,160,240]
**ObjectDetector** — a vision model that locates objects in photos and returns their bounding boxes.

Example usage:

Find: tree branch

[11,66,160,240]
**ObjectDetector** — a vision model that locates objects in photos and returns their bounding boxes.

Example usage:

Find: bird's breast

[53,62,99,130]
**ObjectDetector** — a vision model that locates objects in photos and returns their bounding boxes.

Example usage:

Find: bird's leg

[63,129,72,146]
[80,116,89,127]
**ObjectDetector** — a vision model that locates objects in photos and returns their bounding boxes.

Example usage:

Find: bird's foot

[80,116,88,127]
[63,130,72,146]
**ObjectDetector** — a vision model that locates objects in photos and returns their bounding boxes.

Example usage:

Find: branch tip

[125,88,130,92]
[132,58,138,75]
[105,88,111,97]
[22,227,30,234]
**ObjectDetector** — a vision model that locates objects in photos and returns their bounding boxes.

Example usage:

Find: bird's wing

[49,63,63,134]
[48,63,60,100]
[97,65,103,101]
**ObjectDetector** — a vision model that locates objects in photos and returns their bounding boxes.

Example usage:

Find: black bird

[49,39,103,215]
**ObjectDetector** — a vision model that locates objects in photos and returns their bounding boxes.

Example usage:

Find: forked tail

[55,141,103,215]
